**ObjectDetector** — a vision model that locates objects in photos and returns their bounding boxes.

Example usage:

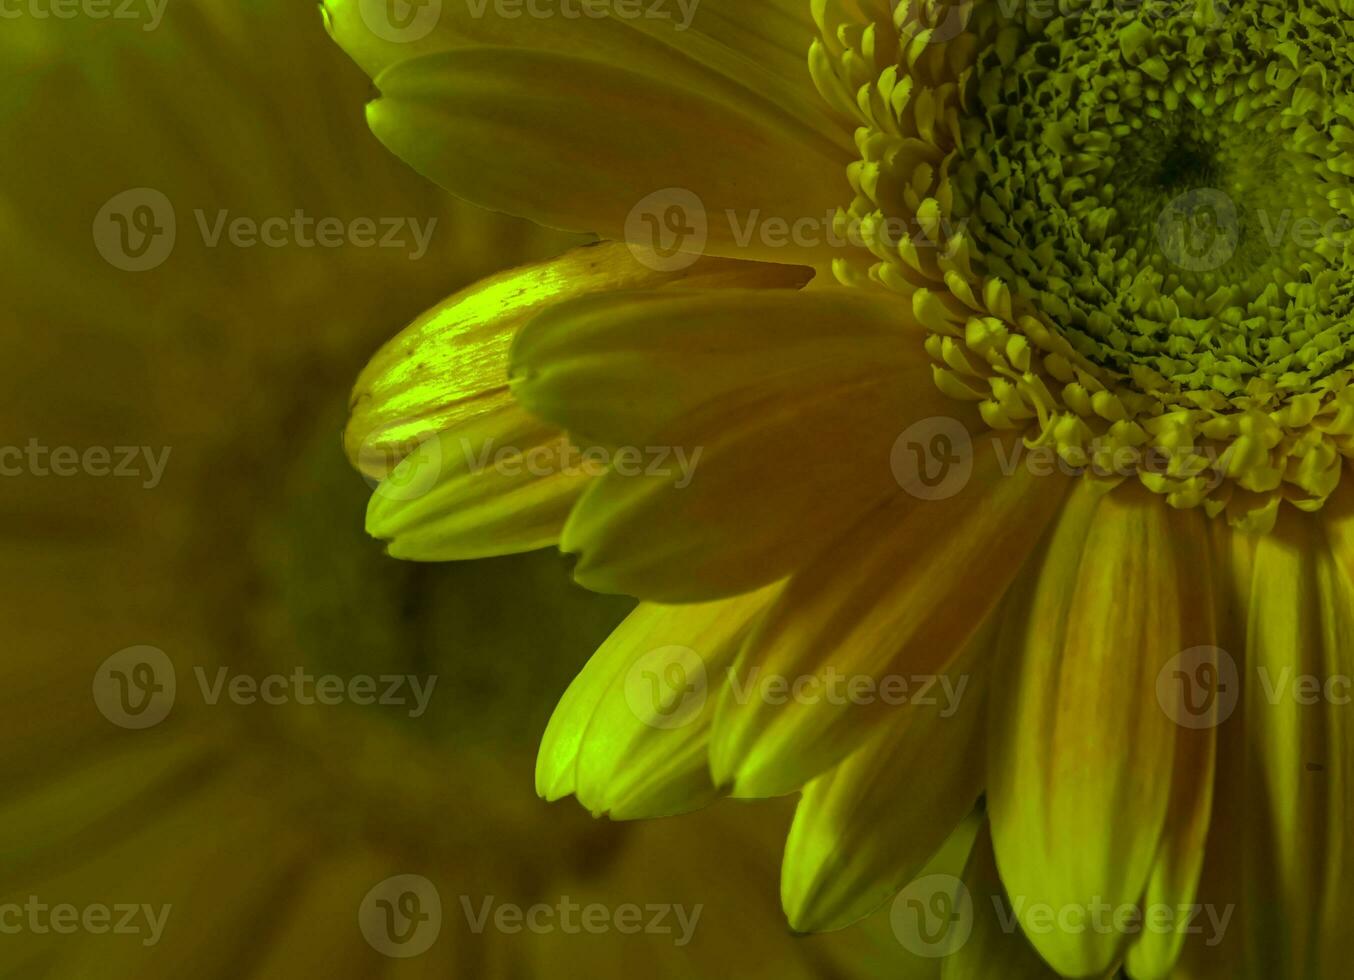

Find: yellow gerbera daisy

[333,1,1354,977]
[2,2,933,977]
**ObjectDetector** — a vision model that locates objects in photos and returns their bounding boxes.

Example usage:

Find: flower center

[952,0,1354,393]
[812,0,1354,531]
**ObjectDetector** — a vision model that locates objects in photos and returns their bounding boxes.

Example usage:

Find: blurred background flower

[0,2,937,975]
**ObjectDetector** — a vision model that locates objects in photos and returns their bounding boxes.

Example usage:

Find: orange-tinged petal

[711,441,1067,796]
[781,639,987,932]
[987,482,1214,978]
[364,48,854,265]
[322,0,849,152]
[512,288,962,601]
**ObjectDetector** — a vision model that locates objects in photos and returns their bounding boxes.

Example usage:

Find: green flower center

[812,0,1354,531]
[953,0,1354,396]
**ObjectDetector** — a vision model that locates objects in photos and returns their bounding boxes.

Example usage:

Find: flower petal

[363,48,853,264]
[781,642,987,932]
[512,287,905,448]
[366,406,592,559]
[1226,510,1353,977]
[711,441,1067,797]
[348,242,811,480]
[1123,673,1219,979]
[514,288,966,600]
[536,587,777,820]
[322,0,849,150]
[941,826,1071,980]
[986,482,1215,978]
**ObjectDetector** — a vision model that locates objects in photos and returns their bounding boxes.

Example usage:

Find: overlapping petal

[347,242,810,478]
[942,826,1073,980]
[710,441,1067,797]
[1221,511,1353,978]
[361,47,853,265]
[781,640,987,932]
[353,244,810,557]
[987,482,1216,978]
[322,0,847,143]
[536,587,778,819]
[512,288,962,600]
